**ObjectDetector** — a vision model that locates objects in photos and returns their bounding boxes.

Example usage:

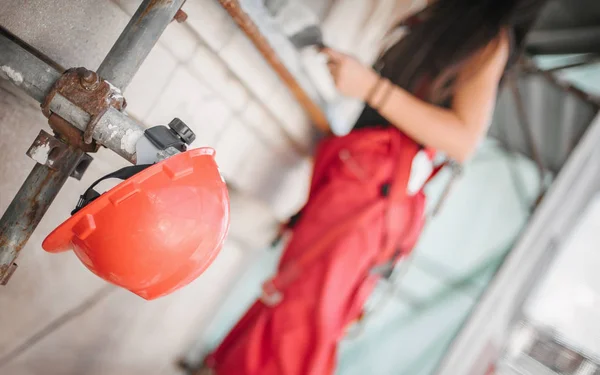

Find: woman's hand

[321,48,380,100]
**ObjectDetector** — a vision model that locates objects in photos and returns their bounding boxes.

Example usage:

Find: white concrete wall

[0,1,308,374]
[0,83,281,375]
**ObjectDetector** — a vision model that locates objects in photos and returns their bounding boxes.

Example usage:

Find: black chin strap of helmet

[71,164,152,215]
[71,119,197,215]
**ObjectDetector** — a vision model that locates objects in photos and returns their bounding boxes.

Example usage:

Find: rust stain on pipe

[145,0,175,11]
[0,263,17,285]
[219,0,331,134]
[137,0,175,25]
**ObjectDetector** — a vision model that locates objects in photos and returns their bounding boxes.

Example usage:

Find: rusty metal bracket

[69,153,94,181]
[41,67,127,149]
[173,0,188,23]
[173,9,188,23]
[26,130,78,171]
[47,114,97,153]
[0,0,186,284]
[26,130,93,181]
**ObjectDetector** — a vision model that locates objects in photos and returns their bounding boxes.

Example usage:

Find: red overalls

[204,126,441,375]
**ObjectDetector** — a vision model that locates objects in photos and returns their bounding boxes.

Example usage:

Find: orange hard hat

[43,148,230,300]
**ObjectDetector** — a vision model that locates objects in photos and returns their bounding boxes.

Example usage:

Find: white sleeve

[381,0,428,52]
[409,0,428,13]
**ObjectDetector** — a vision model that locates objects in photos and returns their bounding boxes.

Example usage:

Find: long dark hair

[379,0,550,103]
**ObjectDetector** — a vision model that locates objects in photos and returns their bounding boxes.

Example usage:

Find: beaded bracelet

[365,76,383,104]
[374,78,394,110]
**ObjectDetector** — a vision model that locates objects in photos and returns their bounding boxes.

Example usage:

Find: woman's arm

[323,33,509,162]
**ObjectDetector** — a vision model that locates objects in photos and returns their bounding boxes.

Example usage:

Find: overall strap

[261,201,385,306]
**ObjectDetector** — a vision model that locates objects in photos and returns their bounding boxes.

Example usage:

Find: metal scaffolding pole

[0,31,146,162]
[0,29,61,103]
[97,0,186,91]
[0,146,86,285]
[0,0,183,283]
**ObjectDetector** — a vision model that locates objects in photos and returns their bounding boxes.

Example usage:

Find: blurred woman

[202,0,548,374]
